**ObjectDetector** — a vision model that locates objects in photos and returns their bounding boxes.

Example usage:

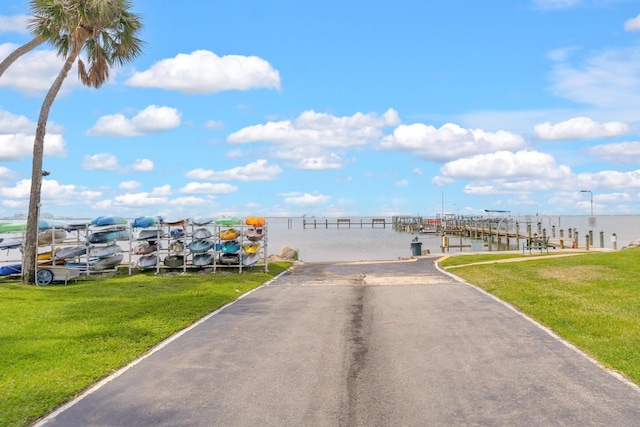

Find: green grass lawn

[438,252,558,267]
[441,250,640,385]
[0,263,290,427]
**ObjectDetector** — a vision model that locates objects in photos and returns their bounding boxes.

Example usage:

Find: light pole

[580,190,594,244]
[580,190,593,218]
[580,189,594,225]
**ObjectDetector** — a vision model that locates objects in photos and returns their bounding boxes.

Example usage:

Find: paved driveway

[36,257,640,426]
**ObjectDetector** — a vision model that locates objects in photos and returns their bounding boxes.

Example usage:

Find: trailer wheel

[36,269,54,286]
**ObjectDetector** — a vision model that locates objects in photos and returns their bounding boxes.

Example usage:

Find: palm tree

[0,0,144,283]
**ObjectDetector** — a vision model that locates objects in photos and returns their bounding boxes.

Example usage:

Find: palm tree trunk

[23,52,78,284]
[0,37,44,78]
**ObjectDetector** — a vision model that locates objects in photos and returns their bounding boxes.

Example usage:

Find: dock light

[580,190,595,229]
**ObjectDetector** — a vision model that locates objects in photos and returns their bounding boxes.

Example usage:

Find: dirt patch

[536,265,609,285]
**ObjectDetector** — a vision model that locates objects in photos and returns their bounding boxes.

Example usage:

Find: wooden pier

[302,218,387,229]
[392,215,617,252]
[438,217,616,252]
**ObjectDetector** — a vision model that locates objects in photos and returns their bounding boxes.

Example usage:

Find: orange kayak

[245,216,265,227]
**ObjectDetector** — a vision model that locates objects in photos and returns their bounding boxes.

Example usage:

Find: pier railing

[302,218,387,229]
[394,215,618,252]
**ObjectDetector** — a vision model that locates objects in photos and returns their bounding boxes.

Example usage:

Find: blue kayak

[91,216,128,227]
[221,240,241,254]
[0,264,21,276]
[132,216,162,228]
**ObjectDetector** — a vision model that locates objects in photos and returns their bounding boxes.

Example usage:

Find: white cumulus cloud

[380,122,526,162]
[587,141,640,165]
[0,109,36,133]
[549,47,640,108]
[82,153,119,171]
[534,117,629,140]
[282,192,331,206]
[126,50,281,94]
[119,180,142,190]
[179,182,238,194]
[186,159,282,181]
[113,192,167,207]
[624,14,640,31]
[131,158,154,172]
[228,108,399,170]
[531,0,581,10]
[437,150,572,180]
[0,133,66,161]
[87,105,181,136]
[0,179,101,203]
[0,45,80,94]
[0,15,30,33]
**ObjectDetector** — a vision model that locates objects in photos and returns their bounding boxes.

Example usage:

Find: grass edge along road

[0,263,291,427]
[440,249,640,388]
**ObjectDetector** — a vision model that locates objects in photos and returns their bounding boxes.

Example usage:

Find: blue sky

[1,0,640,220]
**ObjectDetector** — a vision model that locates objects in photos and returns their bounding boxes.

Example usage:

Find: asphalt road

[36,257,640,426]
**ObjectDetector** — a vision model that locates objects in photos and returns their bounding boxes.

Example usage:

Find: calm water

[2,215,639,264]
[265,215,640,262]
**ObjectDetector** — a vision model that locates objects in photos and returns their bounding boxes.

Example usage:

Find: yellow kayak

[243,243,261,254]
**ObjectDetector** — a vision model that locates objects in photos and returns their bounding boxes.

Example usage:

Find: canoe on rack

[92,253,124,271]
[219,228,240,240]
[188,239,215,253]
[54,245,90,260]
[163,254,184,268]
[193,253,215,267]
[219,253,240,265]
[242,252,261,267]
[162,219,186,227]
[221,240,241,254]
[245,216,265,227]
[132,216,162,228]
[133,243,158,254]
[88,229,130,243]
[216,217,241,226]
[38,229,67,246]
[0,238,22,249]
[89,243,121,258]
[137,254,158,268]
[91,216,127,227]
[242,242,261,254]
[170,241,185,253]
[190,216,214,226]
[170,229,185,239]
[245,227,264,242]
[0,264,21,276]
[192,228,212,240]
[136,229,161,241]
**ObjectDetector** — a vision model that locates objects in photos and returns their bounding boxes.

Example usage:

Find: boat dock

[302,218,387,229]
[446,217,618,252]
[395,215,618,252]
